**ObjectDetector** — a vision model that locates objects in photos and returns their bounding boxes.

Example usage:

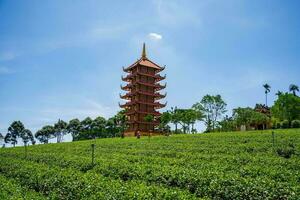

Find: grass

[0,129,299,199]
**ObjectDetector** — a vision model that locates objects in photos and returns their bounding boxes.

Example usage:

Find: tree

[289,84,299,96]
[20,129,35,146]
[0,133,3,147]
[20,129,34,157]
[275,90,283,97]
[218,115,236,132]
[250,111,269,130]
[35,125,55,144]
[92,116,106,138]
[189,109,204,132]
[144,114,154,136]
[263,83,271,106]
[113,110,127,137]
[271,93,300,124]
[105,117,115,138]
[158,111,172,133]
[192,94,227,132]
[170,107,181,133]
[232,107,253,129]
[175,109,203,133]
[54,119,67,143]
[81,117,93,139]
[5,121,25,147]
[233,107,270,130]
[67,119,82,141]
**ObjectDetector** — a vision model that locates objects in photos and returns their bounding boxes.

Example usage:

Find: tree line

[0,84,299,147]
[0,111,127,147]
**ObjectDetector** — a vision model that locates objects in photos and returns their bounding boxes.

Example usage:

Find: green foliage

[193,94,226,132]
[1,129,299,199]
[289,84,299,96]
[263,83,271,106]
[218,116,236,132]
[158,111,172,133]
[5,121,25,147]
[281,120,290,129]
[0,175,46,200]
[67,118,82,140]
[35,125,55,144]
[74,111,127,140]
[20,129,35,146]
[0,133,3,145]
[276,143,296,159]
[291,120,300,128]
[54,119,68,143]
[232,107,270,130]
[144,114,154,123]
[276,148,295,159]
[271,93,300,123]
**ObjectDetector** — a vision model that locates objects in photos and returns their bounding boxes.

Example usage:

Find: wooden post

[272,131,275,150]
[91,143,95,166]
[24,143,27,159]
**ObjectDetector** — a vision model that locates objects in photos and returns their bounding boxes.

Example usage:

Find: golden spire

[141,43,147,59]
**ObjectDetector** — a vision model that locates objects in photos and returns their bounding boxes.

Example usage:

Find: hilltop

[1,129,300,199]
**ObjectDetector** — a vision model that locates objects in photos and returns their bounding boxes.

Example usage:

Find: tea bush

[0,129,299,199]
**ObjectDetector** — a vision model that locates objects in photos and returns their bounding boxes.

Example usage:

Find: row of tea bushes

[0,175,46,200]
[0,156,197,200]
[1,129,299,199]
[1,144,299,199]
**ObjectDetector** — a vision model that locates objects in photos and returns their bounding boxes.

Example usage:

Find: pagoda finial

[142,43,147,59]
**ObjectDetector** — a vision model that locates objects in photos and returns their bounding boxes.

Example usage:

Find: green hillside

[1,129,300,199]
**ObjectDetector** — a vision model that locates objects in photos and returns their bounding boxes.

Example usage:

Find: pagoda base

[123,131,163,137]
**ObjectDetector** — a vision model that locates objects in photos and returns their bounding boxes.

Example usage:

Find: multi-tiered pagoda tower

[120,44,166,136]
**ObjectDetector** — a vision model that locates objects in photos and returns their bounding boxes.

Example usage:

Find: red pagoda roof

[123,43,164,71]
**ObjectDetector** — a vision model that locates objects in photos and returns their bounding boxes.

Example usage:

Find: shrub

[281,120,290,129]
[291,120,300,128]
[276,122,281,129]
[277,147,295,159]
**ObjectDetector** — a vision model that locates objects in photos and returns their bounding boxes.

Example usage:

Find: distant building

[119,44,166,136]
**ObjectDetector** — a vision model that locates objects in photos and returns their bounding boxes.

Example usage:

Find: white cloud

[148,33,163,40]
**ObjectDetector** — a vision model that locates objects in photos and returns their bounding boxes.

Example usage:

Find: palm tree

[275,90,282,97]
[289,84,299,96]
[263,83,271,107]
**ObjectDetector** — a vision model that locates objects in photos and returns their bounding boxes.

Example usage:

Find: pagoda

[119,43,167,136]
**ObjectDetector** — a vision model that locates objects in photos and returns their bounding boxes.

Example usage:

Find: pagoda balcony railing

[120,84,132,91]
[155,92,167,100]
[136,81,166,89]
[154,83,167,91]
[154,74,166,82]
[119,100,167,109]
[136,71,166,80]
[125,110,161,116]
[119,93,132,100]
[136,90,166,99]
[121,82,165,90]
[127,120,160,125]
[123,90,166,97]
[120,91,166,101]
[122,72,166,82]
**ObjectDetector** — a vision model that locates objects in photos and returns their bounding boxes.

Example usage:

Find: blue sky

[0,0,300,137]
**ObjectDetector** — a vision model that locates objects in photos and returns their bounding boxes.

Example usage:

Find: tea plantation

[0,129,299,199]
